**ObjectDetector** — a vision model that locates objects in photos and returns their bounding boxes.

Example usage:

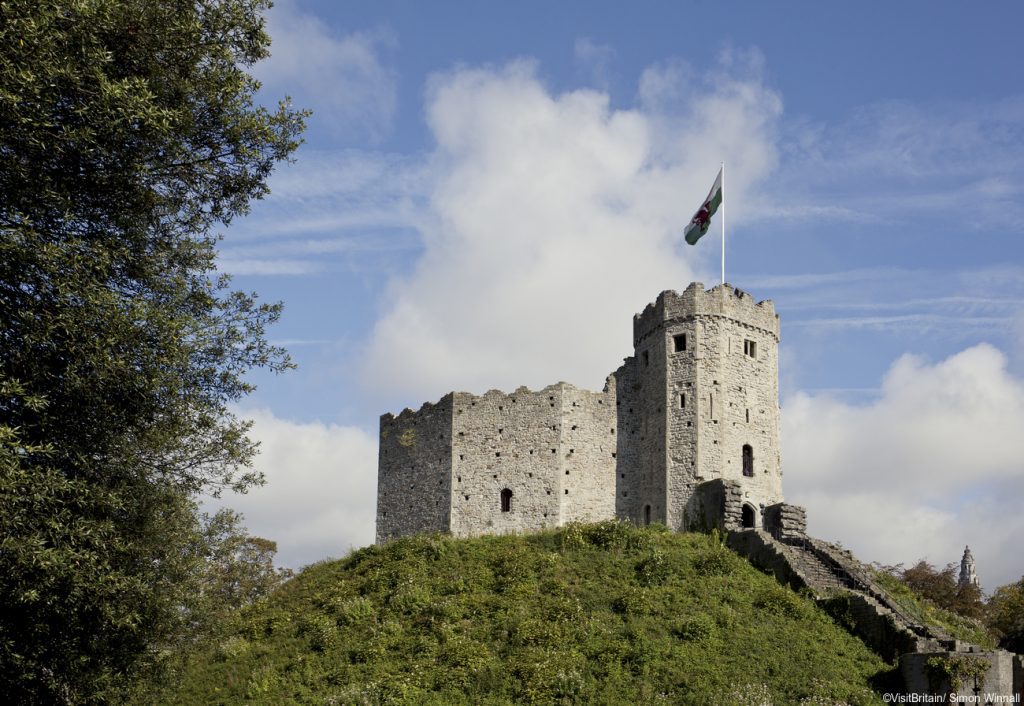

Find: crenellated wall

[450,386,565,537]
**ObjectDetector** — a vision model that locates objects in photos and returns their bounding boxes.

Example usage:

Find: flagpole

[720,161,726,285]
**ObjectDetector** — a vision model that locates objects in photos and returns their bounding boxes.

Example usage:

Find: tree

[0,0,305,701]
[193,508,293,632]
[897,561,984,619]
[986,578,1024,654]
[899,561,984,619]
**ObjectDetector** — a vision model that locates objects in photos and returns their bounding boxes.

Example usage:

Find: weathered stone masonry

[377,282,785,542]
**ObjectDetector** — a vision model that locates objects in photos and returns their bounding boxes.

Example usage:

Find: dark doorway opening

[741,504,756,528]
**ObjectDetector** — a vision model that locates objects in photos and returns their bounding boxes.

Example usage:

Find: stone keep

[376,282,785,543]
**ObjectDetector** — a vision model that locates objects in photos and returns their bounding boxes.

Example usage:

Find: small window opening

[564,489,569,495]
[500,488,513,512]
[644,505,652,526]
[742,444,754,477]
[679,393,686,409]
[673,333,687,352]
[642,350,650,367]
[745,408,750,423]
[744,339,757,358]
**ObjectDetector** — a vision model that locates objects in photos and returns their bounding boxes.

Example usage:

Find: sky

[207,0,1024,591]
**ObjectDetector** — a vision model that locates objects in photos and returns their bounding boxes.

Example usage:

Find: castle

[376,282,788,542]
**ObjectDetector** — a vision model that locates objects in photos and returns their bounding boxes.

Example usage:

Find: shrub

[635,550,670,586]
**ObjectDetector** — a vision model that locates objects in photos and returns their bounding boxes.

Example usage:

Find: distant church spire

[959,545,980,590]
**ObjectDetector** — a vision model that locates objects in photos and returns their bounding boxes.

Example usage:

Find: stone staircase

[776,540,851,592]
[727,507,1022,699]
[727,528,953,661]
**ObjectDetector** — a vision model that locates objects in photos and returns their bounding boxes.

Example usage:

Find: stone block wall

[376,395,454,542]
[450,386,564,537]
[900,650,1022,702]
[764,503,807,540]
[631,283,783,532]
[448,383,618,536]
[376,283,787,543]
[559,384,618,524]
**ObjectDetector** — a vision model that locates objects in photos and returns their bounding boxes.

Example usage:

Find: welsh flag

[684,167,723,245]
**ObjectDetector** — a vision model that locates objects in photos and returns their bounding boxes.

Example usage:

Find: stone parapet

[633,282,779,347]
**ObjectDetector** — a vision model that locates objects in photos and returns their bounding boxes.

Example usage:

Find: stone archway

[741,503,756,528]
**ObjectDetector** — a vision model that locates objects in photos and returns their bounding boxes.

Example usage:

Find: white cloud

[758,96,1024,227]
[784,344,1024,589]
[574,37,615,89]
[362,55,783,406]
[218,149,429,274]
[207,409,378,569]
[257,2,397,142]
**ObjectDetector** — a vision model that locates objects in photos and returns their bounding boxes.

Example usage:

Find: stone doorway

[741,504,756,528]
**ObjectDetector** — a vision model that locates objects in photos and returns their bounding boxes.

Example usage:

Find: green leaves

[1,0,304,700]
[154,526,893,705]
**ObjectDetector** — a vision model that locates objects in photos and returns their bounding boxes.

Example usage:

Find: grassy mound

[158,523,891,705]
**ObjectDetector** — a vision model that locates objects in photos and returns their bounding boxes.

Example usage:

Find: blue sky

[209,0,1024,589]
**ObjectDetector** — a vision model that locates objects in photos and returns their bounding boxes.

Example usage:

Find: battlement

[633,282,779,346]
[381,383,601,427]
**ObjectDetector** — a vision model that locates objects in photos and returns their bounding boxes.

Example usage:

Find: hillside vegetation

[157,523,892,705]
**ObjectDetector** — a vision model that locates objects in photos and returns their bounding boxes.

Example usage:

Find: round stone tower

[630,282,783,531]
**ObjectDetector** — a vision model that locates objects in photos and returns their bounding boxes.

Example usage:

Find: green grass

[155,523,891,705]
[869,569,996,649]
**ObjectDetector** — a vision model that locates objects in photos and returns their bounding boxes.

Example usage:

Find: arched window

[500,488,513,513]
[741,504,756,528]
[643,504,651,526]
[742,444,754,477]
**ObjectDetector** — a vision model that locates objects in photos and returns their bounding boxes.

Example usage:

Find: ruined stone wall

[376,396,454,542]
